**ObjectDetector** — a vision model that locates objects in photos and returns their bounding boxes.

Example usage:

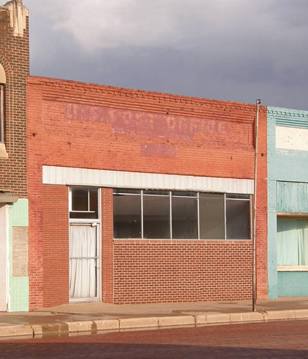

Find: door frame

[68,188,102,303]
[0,205,8,311]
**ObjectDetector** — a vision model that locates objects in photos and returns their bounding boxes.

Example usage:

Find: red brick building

[0,0,268,311]
[27,77,268,309]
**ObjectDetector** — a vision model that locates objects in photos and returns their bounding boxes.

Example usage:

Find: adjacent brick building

[0,0,29,312]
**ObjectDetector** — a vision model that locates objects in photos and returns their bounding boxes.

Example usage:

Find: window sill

[277,212,308,218]
[113,238,252,243]
[278,266,308,272]
[0,143,8,159]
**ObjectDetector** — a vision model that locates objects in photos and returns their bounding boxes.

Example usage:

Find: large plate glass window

[113,189,141,238]
[199,193,225,239]
[113,189,251,240]
[226,194,251,239]
[172,192,198,239]
[143,190,170,239]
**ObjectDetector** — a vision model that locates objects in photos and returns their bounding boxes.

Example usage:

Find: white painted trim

[276,126,308,151]
[43,166,254,195]
[277,265,308,272]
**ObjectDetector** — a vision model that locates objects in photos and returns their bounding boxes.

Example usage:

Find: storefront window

[113,189,251,240]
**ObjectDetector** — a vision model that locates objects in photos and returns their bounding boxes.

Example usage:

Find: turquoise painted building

[268,107,308,298]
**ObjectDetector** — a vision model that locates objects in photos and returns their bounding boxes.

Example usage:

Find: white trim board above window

[42,166,254,195]
[276,126,308,151]
[278,266,308,272]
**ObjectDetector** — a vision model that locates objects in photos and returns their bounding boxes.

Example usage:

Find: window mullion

[197,192,200,240]
[141,190,144,239]
[224,193,227,240]
[69,188,72,212]
[170,191,172,240]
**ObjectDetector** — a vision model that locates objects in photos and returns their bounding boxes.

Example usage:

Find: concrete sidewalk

[1,298,308,340]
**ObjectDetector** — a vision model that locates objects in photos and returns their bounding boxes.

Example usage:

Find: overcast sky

[25,0,308,110]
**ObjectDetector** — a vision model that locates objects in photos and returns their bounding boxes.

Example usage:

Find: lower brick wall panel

[113,240,253,304]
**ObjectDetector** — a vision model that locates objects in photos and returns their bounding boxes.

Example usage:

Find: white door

[0,205,7,311]
[69,224,99,301]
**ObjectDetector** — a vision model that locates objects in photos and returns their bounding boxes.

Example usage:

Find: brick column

[102,188,114,303]
[256,107,268,299]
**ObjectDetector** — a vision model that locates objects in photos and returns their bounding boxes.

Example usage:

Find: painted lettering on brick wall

[42,102,253,148]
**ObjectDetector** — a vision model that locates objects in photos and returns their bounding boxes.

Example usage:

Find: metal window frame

[224,193,227,240]
[197,192,200,240]
[170,191,173,239]
[113,189,252,241]
[141,190,144,238]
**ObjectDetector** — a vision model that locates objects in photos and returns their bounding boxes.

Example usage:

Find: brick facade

[28,76,267,308]
[113,241,253,304]
[0,4,29,197]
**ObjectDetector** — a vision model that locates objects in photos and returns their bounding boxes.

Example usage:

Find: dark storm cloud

[25,0,308,110]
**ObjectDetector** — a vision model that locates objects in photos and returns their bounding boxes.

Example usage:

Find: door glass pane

[172,196,198,239]
[90,189,98,213]
[72,189,88,211]
[114,193,141,238]
[226,199,251,239]
[200,193,225,239]
[143,195,170,239]
[70,188,98,219]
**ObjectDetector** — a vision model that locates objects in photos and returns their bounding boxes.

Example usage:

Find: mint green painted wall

[278,272,308,296]
[8,199,29,312]
[268,107,308,299]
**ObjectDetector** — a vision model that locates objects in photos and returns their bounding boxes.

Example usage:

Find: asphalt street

[1,320,308,358]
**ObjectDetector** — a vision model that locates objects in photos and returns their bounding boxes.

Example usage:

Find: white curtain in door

[69,225,97,299]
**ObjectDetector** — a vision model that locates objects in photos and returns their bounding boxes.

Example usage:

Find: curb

[1,309,308,340]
